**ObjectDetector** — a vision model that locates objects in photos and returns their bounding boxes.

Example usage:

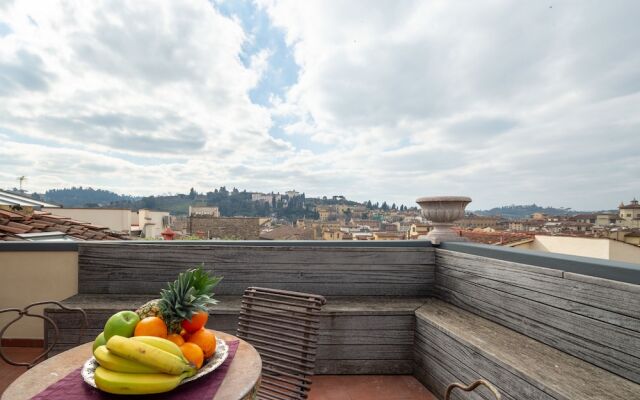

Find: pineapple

[156,266,222,334]
[136,298,162,319]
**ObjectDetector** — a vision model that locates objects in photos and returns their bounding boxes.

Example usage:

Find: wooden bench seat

[46,294,430,374]
[414,299,640,400]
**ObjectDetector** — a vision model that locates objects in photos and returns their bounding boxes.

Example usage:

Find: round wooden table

[2,331,261,400]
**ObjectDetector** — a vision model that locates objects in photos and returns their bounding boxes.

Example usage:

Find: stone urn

[415,196,472,244]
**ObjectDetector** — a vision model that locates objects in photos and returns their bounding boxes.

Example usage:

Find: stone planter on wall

[416,196,472,244]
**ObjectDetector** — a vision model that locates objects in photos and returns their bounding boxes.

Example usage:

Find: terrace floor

[0,347,436,400]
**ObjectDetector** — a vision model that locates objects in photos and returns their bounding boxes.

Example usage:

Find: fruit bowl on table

[82,337,229,390]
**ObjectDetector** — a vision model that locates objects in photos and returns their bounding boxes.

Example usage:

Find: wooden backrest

[78,243,435,296]
[436,248,640,385]
[236,287,326,400]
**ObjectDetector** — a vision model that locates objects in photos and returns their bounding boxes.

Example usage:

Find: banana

[94,366,188,395]
[131,336,186,360]
[106,335,196,376]
[93,345,160,374]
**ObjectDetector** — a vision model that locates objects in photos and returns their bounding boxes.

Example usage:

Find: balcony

[1,240,639,399]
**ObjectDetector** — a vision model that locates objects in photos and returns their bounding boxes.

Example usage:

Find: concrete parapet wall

[0,251,78,340]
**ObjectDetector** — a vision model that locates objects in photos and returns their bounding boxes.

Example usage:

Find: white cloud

[0,0,276,159]
[258,0,640,209]
[1,0,639,209]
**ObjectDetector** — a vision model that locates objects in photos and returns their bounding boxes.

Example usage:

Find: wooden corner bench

[414,299,640,400]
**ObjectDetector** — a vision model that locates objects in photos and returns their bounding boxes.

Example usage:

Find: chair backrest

[445,379,502,400]
[0,301,87,368]
[237,287,327,400]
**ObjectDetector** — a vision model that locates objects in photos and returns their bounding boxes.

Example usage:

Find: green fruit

[93,332,107,353]
[104,311,140,341]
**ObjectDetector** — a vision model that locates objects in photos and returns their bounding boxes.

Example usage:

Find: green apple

[103,311,140,341]
[92,332,107,353]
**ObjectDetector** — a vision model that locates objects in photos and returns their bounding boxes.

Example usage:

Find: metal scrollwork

[0,301,87,368]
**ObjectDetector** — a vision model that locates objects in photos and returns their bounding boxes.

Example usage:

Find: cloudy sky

[1,0,639,210]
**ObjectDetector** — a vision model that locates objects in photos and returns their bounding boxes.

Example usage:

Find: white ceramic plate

[82,338,229,388]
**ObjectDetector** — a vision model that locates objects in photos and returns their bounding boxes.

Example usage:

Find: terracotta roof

[456,229,534,246]
[619,199,640,209]
[0,209,129,241]
[260,226,314,240]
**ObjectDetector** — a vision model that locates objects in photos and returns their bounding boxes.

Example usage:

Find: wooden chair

[445,379,502,399]
[0,301,87,368]
[236,287,327,400]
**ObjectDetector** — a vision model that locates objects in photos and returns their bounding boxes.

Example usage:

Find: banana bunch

[93,335,197,395]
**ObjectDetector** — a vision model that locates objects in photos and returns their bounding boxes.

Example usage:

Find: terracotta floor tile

[308,376,353,400]
[309,375,435,400]
[0,347,43,395]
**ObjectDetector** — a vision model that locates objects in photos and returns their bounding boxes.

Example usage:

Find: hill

[43,187,138,207]
[472,204,575,219]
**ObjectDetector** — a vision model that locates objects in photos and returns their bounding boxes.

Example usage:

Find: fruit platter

[83,267,225,395]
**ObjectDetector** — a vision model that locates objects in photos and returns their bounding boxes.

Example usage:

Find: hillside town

[2,188,639,264]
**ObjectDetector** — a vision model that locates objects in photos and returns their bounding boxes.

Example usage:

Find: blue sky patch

[214,0,299,106]
[0,21,12,36]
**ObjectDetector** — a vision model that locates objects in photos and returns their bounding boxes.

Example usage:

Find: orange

[134,317,168,338]
[167,333,185,347]
[188,328,216,358]
[181,311,209,333]
[180,342,204,369]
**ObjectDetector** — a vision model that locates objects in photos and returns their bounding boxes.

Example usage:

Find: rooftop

[1,240,639,399]
[0,209,129,241]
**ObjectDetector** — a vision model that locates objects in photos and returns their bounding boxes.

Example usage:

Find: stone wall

[188,216,260,239]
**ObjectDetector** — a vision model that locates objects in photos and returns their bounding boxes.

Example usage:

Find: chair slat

[237,287,326,400]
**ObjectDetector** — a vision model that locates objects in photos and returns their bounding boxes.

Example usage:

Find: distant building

[260,225,314,240]
[251,193,281,204]
[372,231,406,240]
[0,189,60,210]
[41,207,169,238]
[286,190,301,198]
[531,212,548,221]
[316,206,335,221]
[135,209,170,239]
[188,216,260,239]
[189,206,220,217]
[595,213,621,227]
[619,199,640,228]
[322,229,349,240]
[573,214,597,224]
[508,219,545,232]
[409,223,433,239]
[455,214,503,230]
[513,235,640,264]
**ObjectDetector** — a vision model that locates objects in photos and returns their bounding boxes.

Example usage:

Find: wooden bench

[46,294,429,374]
[414,299,640,400]
[45,242,436,374]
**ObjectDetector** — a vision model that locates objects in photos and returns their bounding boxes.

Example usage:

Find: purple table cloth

[31,340,240,400]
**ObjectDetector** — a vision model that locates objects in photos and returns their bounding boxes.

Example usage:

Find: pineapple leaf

[158,265,223,333]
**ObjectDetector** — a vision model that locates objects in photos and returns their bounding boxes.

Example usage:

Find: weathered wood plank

[317,344,412,360]
[414,349,513,400]
[316,359,413,375]
[416,300,640,399]
[438,265,640,331]
[563,271,640,294]
[436,274,640,384]
[413,364,484,400]
[437,250,640,319]
[415,323,549,400]
[79,244,435,266]
[318,330,414,345]
[80,280,433,296]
